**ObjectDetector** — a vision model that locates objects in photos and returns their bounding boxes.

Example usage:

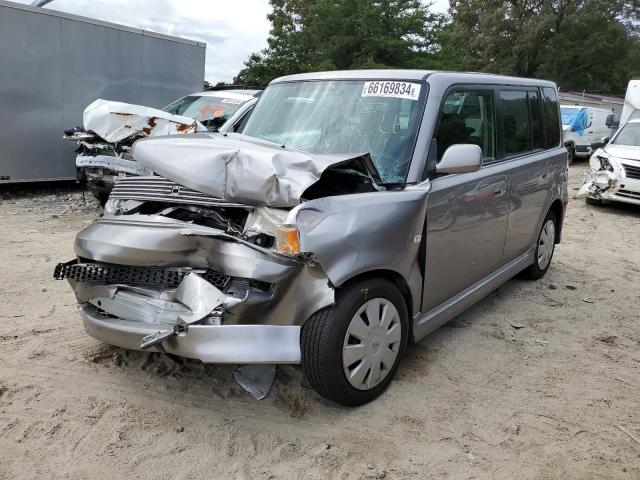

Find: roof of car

[271,70,557,88]
[190,89,260,98]
[560,104,611,112]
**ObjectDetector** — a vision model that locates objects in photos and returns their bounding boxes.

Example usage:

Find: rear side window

[542,87,561,148]
[435,89,495,161]
[529,90,545,150]
[498,90,531,156]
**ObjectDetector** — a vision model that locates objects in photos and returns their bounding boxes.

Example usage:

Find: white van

[621,79,640,125]
[561,105,615,161]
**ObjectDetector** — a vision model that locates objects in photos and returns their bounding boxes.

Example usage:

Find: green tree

[447,0,640,94]
[234,0,446,86]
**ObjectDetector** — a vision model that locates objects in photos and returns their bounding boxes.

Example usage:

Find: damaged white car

[64,89,260,204]
[56,71,568,405]
[577,118,640,206]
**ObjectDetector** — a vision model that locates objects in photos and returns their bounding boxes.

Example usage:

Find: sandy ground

[1,165,639,480]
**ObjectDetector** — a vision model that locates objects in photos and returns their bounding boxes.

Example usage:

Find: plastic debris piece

[233,365,276,400]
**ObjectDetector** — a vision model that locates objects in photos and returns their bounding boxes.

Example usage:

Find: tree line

[232,0,640,95]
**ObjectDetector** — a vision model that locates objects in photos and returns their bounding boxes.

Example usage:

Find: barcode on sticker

[361,81,421,101]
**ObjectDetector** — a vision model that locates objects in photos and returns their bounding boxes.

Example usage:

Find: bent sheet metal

[83,98,208,143]
[132,133,382,207]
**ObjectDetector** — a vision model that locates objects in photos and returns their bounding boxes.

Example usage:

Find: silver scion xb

[55,70,568,406]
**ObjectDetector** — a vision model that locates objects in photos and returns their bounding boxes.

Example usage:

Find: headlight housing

[596,154,613,172]
[103,198,120,215]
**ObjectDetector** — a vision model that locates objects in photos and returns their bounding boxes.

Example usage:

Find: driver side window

[435,89,495,162]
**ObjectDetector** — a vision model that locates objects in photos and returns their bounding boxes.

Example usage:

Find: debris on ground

[233,365,277,400]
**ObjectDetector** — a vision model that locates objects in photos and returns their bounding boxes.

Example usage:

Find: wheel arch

[336,269,415,343]
[548,198,564,243]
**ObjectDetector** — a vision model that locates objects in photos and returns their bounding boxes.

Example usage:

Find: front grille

[110,176,248,208]
[616,189,640,200]
[622,163,640,180]
[54,260,230,290]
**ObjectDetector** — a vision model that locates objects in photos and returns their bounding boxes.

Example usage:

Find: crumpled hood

[132,133,380,208]
[83,99,208,143]
[603,143,640,162]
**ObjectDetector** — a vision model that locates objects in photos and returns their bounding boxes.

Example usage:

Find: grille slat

[54,260,230,290]
[616,189,640,200]
[622,163,640,180]
[110,176,249,208]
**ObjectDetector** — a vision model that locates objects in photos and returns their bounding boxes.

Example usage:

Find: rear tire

[301,278,409,406]
[521,210,557,280]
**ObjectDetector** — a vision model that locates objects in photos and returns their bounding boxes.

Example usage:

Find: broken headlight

[103,198,121,215]
[596,154,613,172]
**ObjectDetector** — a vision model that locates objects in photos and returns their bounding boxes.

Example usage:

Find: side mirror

[436,144,482,175]
[590,136,609,150]
[605,114,614,128]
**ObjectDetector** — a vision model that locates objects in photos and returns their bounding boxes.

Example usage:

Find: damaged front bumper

[577,163,640,205]
[57,215,335,363]
[79,303,301,363]
[77,155,152,177]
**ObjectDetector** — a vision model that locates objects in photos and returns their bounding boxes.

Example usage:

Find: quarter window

[542,87,561,148]
[529,90,545,150]
[498,90,531,156]
[435,90,495,161]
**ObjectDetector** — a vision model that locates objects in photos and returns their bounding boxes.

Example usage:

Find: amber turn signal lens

[276,225,300,255]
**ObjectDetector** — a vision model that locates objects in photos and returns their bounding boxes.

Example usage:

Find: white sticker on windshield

[361,81,421,101]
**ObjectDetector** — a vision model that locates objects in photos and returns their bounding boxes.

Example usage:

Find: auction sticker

[361,81,421,101]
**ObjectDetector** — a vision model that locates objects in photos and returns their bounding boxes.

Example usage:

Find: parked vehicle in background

[55,70,567,406]
[621,78,640,125]
[578,119,640,206]
[561,105,615,162]
[64,89,260,205]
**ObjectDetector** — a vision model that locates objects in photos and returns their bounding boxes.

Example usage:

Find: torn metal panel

[88,290,189,325]
[83,99,208,143]
[132,133,382,207]
[174,273,225,325]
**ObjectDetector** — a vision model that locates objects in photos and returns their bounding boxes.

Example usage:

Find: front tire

[521,210,557,280]
[301,278,409,406]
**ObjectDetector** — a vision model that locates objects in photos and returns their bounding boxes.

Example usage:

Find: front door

[421,87,509,312]
[422,167,510,312]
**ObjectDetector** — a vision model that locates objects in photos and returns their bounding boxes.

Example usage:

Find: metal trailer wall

[0,0,206,183]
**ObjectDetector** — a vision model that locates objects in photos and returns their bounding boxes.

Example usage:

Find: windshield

[240,80,426,184]
[612,122,640,146]
[163,95,249,131]
[561,107,581,125]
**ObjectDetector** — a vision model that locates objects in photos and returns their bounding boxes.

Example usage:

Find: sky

[14,0,449,84]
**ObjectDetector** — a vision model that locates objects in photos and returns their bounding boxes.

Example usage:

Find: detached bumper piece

[80,304,301,363]
[53,259,230,290]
